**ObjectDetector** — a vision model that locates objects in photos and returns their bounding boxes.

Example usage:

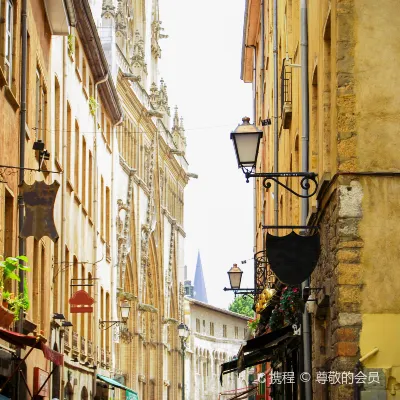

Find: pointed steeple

[193,252,208,303]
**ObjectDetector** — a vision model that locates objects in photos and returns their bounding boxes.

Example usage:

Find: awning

[0,329,63,366]
[220,325,294,384]
[0,329,64,397]
[97,374,139,399]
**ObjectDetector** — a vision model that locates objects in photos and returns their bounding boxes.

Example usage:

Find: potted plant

[0,256,30,323]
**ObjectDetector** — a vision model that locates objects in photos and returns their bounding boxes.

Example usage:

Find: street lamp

[230,117,318,198]
[224,264,259,296]
[228,264,243,290]
[178,323,189,400]
[99,300,131,330]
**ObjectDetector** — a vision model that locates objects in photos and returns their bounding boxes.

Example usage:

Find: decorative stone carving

[117,170,135,291]
[165,223,175,293]
[131,30,147,74]
[115,0,127,37]
[140,139,156,300]
[102,0,115,18]
[151,15,168,59]
[179,282,185,322]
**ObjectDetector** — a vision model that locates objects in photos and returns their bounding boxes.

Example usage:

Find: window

[100,176,104,239]
[202,319,205,333]
[67,103,72,181]
[244,327,247,339]
[4,0,13,84]
[210,322,214,336]
[88,151,93,217]
[106,186,110,244]
[223,325,227,338]
[74,121,80,192]
[75,39,81,78]
[35,67,48,144]
[82,137,87,207]
[235,326,239,339]
[82,57,88,94]
[196,318,200,333]
[54,77,61,161]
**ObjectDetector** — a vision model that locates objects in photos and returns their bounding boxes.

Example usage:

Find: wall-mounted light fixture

[230,117,318,198]
[99,300,131,330]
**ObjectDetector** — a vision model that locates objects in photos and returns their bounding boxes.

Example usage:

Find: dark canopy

[220,325,294,384]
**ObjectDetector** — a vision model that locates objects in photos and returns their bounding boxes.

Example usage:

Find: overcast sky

[159,0,254,309]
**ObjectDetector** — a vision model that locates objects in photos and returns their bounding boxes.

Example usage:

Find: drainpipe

[260,1,265,240]
[16,0,27,398]
[92,73,109,397]
[253,45,257,253]
[273,0,279,231]
[300,0,312,399]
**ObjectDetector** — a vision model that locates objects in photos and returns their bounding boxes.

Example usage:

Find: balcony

[72,331,79,355]
[101,348,106,368]
[64,327,71,353]
[281,59,292,129]
[80,336,86,359]
[87,339,93,361]
[106,348,111,369]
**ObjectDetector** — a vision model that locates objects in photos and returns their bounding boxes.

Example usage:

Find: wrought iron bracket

[244,171,318,198]
[99,320,126,330]
[223,287,263,298]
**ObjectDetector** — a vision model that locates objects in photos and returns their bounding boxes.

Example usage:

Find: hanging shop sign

[19,180,60,242]
[266,231,320,285]
[69,290,94,313]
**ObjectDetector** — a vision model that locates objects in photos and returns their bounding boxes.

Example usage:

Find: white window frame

[5,0,14,84]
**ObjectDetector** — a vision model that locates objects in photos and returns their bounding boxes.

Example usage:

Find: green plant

[0,256,30,320]
[268,306,284,331]
[229,295,255,318]
[0,256,30,288]
[88,96,98,116]
[280,286,302,324]
[247,318,260,331]
[68,34,75,57]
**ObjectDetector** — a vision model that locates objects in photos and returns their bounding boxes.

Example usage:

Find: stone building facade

[184,298,251,400]
[0,0,190,399]
[241,0,400,399]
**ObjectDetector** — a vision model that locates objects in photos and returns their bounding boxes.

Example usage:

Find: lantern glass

[120,301,131,321]
[178,323,188,338]
[230,117,263,169]
[228,264,243,290]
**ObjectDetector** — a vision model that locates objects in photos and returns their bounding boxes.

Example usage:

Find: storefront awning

[97,374,139,399]
[0,329,63,397]
[220,325,294,384]
[0,328,63,365]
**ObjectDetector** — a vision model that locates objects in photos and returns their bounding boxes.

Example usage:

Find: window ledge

[106,143,112,154]
[75,68,82,82]
[4,86,20,111]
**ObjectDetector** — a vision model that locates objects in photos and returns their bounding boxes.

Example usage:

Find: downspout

[300,0,312,399]
[253,45,257,253]
[273,0,279,231]
[261,0,265,242]
[58,34,68,398]
[92,73,109,396]
[16,0,27,397]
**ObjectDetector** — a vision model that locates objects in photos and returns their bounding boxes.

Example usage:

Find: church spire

[193,252,208,303]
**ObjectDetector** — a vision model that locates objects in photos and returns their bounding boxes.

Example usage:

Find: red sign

[69,290,94,313]
[34,367,49,396]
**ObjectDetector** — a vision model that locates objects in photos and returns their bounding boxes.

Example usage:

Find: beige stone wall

[245,0,400,398]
